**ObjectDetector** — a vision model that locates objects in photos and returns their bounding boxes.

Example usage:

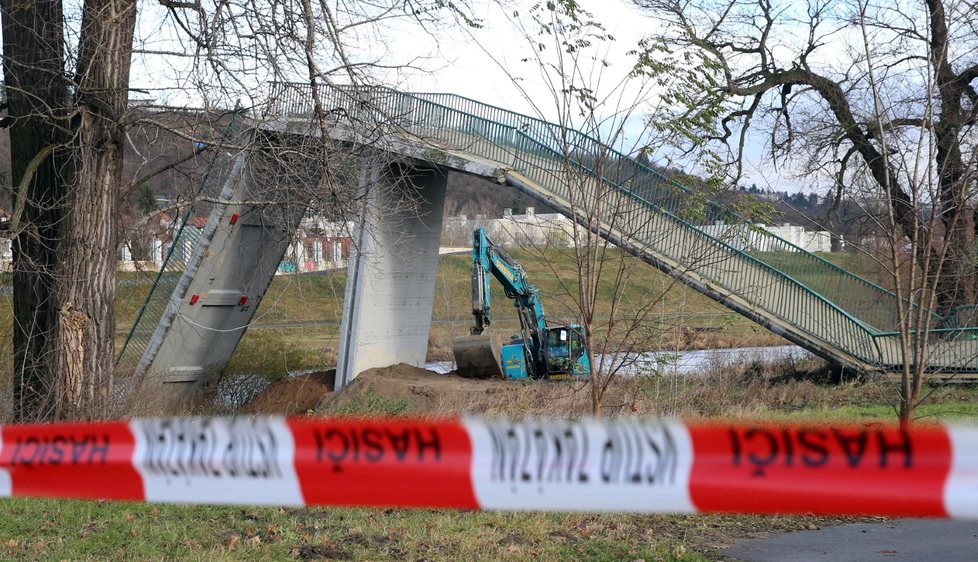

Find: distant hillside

[445,173,547,218]
[444,155,686,220]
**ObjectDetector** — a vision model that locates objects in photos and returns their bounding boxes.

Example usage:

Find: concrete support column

[336,162,448,388]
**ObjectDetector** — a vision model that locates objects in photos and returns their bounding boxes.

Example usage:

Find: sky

[376,0,802,192]
[24,0,800,193]
[394,0,658,116]
[127,0,662,146]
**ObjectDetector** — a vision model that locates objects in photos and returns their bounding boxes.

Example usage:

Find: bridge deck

[275,84,977,376]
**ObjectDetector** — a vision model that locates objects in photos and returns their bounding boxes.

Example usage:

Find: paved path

[726,519,978,561]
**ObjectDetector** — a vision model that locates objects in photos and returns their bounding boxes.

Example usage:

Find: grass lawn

[0,251,969,560]
[218,249,789,371]
[0,501,730,561]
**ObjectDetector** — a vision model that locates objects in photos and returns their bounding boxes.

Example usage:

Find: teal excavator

[451,228,591,379]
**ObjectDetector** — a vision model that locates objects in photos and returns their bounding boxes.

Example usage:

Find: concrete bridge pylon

[335,161,448,389]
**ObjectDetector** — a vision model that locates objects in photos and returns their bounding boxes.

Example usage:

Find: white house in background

[278,220,354,273]
[699,221,840,253]
[443,207,576,248]
[443,208,840,253]
[117,215,355,273]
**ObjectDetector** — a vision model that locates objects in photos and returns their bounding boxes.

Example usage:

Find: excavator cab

[544,325,590,376]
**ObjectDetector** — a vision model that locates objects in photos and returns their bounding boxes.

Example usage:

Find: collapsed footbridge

[117,84,978,398]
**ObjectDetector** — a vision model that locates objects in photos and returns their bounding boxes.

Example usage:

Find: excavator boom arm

[470,228,547,339]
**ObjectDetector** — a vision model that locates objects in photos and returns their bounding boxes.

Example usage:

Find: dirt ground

[319,363,601,415]
[239,369,336,414]
[239,363,642,416]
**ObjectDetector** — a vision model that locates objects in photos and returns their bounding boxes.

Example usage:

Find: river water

[425,345,812,376]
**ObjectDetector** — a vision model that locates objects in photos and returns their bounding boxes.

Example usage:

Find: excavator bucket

[452,333,505,378]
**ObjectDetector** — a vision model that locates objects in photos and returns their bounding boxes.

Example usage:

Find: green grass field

[0,500,721,561]
[217,248,795,375]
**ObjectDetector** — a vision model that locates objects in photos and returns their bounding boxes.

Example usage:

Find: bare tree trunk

[51,0,138,418]
[2,0,136,420]
[2,0,72,421]
[934,223,976,313]
[899,398,914,430]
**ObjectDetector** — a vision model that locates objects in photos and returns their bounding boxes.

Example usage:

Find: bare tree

[2,0,138,420]
[467,0,752,415]
[635,0,978,313]
[846,0,978,424]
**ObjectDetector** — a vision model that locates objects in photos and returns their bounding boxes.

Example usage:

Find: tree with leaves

[636,0,978,423]
[636,0,978,313]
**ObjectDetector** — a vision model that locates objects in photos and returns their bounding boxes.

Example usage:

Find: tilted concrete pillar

[335,161,448,388]
[122,149,308,406]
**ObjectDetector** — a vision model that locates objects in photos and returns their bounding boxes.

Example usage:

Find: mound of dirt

[316,363,601,416]
[241,370,336,414]
[242,362,649,417]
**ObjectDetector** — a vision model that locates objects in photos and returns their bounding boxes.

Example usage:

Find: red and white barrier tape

[0,416,976,518]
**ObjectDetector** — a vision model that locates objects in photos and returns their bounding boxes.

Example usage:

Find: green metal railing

[115,220,202,374]
[265,82,978,372]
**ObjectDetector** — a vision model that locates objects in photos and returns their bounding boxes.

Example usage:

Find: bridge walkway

[271,84,978,375]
